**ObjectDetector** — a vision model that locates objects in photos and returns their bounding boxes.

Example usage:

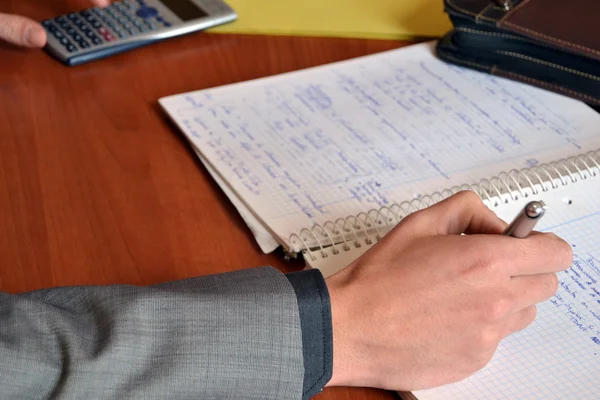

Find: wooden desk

[0,2,411,399]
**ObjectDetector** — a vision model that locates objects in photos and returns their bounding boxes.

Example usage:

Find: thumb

[0,13,46,48]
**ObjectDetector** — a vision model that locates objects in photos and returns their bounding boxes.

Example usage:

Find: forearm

[0,267,307,399]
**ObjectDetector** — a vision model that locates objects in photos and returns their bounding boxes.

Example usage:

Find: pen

[503,201,546,238]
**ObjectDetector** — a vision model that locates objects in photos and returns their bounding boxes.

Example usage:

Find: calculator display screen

[161,0,209,21]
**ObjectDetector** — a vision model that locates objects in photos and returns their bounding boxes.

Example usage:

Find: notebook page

[159,42,600,251]
[193,148,280,253]
[413,177,600,400]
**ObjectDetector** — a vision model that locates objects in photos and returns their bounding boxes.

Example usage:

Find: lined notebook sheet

[413,177,600,400]
[160,42,600,252]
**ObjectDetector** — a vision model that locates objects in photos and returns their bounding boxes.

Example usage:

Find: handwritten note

[160,42,600,248]
[554,252,600,346]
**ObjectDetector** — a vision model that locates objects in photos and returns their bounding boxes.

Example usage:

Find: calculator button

[59,37,69,45]
[78,40,90,49]
[85,30,96,38]
[80,10,91,18]
[66,44,77,53]
[66,27,77,36]
[92,37,103,45]
[42,20,53,27]
[68,13,78,20]
[136,7,158,19]
[156,17,172,27]
[73,33,83,42]
[45,23,58,33]
[53,30,64,39]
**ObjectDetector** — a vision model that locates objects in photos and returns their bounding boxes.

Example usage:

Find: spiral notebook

[159,42,600,265]
[160,41,600,399]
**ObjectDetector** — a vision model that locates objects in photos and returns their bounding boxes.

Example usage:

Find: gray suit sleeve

[0,267,305,400]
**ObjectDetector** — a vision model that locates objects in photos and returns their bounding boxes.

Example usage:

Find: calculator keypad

[42,0,174,53]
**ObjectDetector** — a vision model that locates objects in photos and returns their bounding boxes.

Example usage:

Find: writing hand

[326,191,572,390]
[0,0,110,47]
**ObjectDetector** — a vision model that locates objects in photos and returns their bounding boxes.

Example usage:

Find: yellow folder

[210,0,453,40]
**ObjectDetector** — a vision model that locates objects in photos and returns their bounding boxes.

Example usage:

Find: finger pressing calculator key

[42,0,236,66]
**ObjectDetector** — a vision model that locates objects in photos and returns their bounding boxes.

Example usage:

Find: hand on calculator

[0,0,110,48]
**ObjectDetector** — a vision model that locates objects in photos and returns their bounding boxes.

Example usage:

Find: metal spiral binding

[287,150,600,261]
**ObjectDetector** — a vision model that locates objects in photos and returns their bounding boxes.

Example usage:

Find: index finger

[466,232,573,277]
[505,232,573,276]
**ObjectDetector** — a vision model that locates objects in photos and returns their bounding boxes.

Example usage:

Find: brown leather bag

[437,0,600,106]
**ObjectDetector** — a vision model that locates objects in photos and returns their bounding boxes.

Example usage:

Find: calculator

[42,0,236,66]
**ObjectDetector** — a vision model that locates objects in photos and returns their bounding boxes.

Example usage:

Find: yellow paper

[209,0,453,40]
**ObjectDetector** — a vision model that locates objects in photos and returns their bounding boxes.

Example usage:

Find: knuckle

[513,306,537,333]
[400,209,426,227]
[454,190,481,205]
[477,328,501,350]
[482,296,512,322]
[469,243,502,275]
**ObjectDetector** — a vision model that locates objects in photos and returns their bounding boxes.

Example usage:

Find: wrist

[325,271,372,388]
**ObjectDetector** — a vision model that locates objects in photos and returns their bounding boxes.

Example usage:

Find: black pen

[503,201,547,238]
